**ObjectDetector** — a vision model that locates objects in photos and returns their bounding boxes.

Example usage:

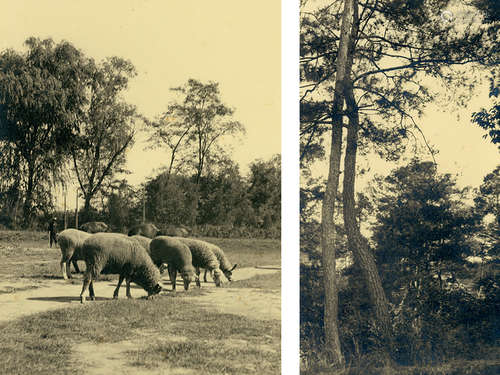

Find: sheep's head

[148,283,162,297]
[212,269,222,287]
[222,264,238,282]
[158,263,168,274]
[181,268,195,290]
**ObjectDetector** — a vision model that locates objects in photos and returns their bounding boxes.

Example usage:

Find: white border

[281,1,300,374]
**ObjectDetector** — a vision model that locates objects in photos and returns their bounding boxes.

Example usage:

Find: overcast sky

[2,0,281,198]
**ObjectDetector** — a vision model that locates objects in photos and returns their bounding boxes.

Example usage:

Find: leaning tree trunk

[320,0,358,367]
[343,83,393,354]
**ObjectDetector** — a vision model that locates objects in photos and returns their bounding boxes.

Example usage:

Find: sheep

[130,234,152,253]
[79,233,162,303]
[128,223,162,239]
[200,243,237,283]
[57,228,91,279]
[80,221,109,233]
[149,236,196,291]
[164,225,189,237]
[174,237,222,287]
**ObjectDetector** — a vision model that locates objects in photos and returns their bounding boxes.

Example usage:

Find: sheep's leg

[89,281,95,301]
[125,278,132,299]
[168,266,177,291]
[80,274,92,304]
[60,257,68,280]
[113,275,125,299]
[72,259,81,274]
[66,259,73,279]
[195,272,201,288]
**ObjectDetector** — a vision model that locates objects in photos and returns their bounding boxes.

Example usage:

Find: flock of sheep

[57,222,238,303]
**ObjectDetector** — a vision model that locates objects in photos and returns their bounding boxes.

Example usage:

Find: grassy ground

[230,272,281,290]
[303,358,500,375]
[0,295,280,375]
[198,237,281,268]
[0,230,281,374]
[0,231,281,280]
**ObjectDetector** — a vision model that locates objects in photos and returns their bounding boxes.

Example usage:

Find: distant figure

[128,223,162,239]
[80,221,109,233]
[48,217,57,248]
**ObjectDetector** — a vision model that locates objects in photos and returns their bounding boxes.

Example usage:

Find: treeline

[85,155,281,238]
[301,161,499,370]
[0,37,280,238]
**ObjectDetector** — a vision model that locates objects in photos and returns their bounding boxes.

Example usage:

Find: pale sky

[2,0,281,196]
[307,84,499,197]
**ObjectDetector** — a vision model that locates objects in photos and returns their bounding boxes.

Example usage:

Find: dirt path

[0,266,280,323]
[0,266,280,374]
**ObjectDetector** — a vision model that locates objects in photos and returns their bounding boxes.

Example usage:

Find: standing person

[48,217,57,248]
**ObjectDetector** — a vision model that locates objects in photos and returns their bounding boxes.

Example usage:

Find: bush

[190,224,280,239]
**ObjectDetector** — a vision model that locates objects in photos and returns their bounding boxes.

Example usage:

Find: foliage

[0,37,91,225]
[147,78,245,185]
[71,57,139,219]
[472,70,500,149]
[247,155,281,230]
[139,154,280,237]
[105,179,141,232]
[144,173,199,226]
[301,161,500,371]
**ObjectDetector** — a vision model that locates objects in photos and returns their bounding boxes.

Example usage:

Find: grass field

[0,231,281,279]
[0,230,281,374]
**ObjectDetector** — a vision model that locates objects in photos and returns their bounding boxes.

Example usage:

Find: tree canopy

[0,37,91,224]
[71,56,139,220]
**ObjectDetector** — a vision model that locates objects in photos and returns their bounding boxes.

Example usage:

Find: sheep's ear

[230,264,238,272]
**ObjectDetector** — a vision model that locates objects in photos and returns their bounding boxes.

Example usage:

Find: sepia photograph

[300,0,498,374]
[0,1,281,374]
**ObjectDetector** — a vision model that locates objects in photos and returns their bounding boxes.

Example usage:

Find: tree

[373,160,476,296]
[0,37,91,225]
[472,70,500,149]
[300,0,498,365]
[370,160,479,361]
[197,156,252,227]
[71,57,139,221]
[105,179,139,232]
[147,79,245,186]
[144,173,199,226]
[247,154,281,230]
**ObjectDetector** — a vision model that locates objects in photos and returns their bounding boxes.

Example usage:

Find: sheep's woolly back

[149,236,195,274]
[82,233,161,293]
[175,237,220,271]
[207,244,233,272]
[58,228,91,259]
[80,221,108,233]
[131,235,152,254]
[128,223,161,239]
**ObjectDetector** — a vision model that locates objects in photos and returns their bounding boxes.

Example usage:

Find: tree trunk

[320,0,358,367]
[343,83,393,354]
[23,164,35,227]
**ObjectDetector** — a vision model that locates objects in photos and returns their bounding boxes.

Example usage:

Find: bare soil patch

[0,266,280,374]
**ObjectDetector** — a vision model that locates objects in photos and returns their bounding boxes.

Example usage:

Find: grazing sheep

[79,233,162,303]
[175,237,222,287]
[58,228,91,279]
[149,236,195,291]
[201,243,237,282]
[128,223,162,239]
[164,225,189,237]
[130,235,152,253]
[80,221,109,233]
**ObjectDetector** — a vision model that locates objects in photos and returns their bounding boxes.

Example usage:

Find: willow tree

[301,0,499,365]
[0,37,91,225]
